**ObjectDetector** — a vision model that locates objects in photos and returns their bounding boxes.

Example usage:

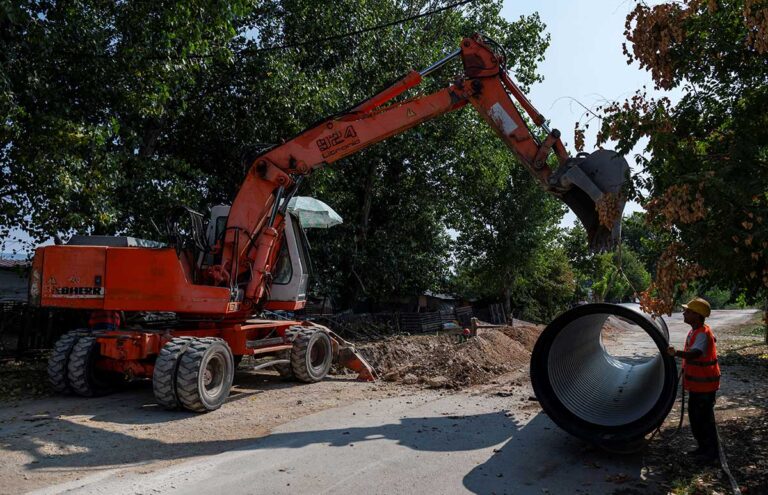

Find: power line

[239,0,476,55]
[30,1,477,62]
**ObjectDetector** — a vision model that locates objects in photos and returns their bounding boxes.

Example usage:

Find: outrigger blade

[551,150,630,252]
[323,328,378,381]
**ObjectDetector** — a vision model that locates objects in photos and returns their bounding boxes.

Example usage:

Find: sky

[2,1,680,257]
[502,0,680,227]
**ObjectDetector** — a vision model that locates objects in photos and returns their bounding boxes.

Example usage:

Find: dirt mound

[355,321,544,389]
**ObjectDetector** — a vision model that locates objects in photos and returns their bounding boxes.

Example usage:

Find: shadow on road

[231,409,523,453]
[461,413,651,494]
[3,409,523,472]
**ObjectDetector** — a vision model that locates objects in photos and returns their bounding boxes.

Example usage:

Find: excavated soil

[355,321,544,389]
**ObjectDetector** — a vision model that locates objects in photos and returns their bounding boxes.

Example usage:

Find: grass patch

[726,311,766,338]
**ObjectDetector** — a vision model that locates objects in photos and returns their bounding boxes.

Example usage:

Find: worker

[666,297,721,463]
[458,327,471,343]
[88,310,122,330]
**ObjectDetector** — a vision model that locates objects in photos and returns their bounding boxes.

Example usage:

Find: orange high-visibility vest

[683,324,720,392]
[88,310,121,329]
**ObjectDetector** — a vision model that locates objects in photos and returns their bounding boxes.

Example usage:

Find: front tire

[175,338,234,412]
[275,328,299,379]
[291,328,333,383]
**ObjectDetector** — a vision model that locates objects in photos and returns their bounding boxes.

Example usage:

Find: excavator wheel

[175,338,234,412]
[274,327,300,379]
[291,328,333,383]
[153,337,194,410]
[274,349,294,379]
[47,330,84,394]
[67,335,119,397]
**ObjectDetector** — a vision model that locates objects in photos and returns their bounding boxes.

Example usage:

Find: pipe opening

[531,304,678,450]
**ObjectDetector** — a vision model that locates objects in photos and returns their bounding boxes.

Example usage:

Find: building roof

[423,290,456,301]
[0,259,30,269]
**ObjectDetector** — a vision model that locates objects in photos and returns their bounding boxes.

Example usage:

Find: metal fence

[306,305,476,340]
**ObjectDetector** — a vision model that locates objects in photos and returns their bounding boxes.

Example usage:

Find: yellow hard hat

[682,297,711,318]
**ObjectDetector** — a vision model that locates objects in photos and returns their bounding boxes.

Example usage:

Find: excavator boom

[218,34,628,310]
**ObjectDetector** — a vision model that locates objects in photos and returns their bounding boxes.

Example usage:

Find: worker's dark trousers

[688,391,718,455]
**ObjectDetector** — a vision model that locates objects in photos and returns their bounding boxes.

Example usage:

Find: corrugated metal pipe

[530,303,679,452]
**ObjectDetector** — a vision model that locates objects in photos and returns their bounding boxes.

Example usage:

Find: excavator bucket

[552,150,630,252]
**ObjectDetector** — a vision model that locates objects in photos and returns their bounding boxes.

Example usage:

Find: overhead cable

[240,0,476,55]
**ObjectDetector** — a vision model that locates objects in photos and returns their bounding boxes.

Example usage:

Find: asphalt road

[27,309,759,495]
[30,392,651,495]
[665,309,758,346]
[605,309,758,360]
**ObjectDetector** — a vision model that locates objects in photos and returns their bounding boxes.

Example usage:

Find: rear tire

[275,328,299,379]
[153,337,193,410]
[48,331,83,394]
[291,328,332,383]
[274,350,294,379]
[176,338,234,412]
[67,336,116,397]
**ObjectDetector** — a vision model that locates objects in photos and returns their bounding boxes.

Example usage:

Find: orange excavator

[30,34,628,412]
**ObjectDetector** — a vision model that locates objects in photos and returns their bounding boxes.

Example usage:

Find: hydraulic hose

[530,303,679,451]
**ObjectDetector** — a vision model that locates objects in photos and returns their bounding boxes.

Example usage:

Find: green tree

[562,224,650,303]
[620,211,662,275]
[511,245,576,322]
[449,144,568,317]
[1,0,258,241]
[597,0,768,314]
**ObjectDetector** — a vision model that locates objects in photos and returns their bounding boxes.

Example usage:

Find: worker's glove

[666,346,676,357]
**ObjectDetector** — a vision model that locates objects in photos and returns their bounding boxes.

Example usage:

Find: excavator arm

[213,34,628,310]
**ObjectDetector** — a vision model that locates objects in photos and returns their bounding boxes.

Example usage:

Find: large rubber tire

[275,328,299,379]
[274,349,294,379]
[48,331,83,394]
[67,335,116,397]
[153,337,193,410]
[291,328,333,383]
[176,338,234,412]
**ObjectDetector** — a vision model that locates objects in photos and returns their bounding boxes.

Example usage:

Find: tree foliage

[597,0,768,314]
[448,146,571,321]
[562,224,650,303]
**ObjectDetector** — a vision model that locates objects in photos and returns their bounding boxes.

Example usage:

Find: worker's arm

[666,346,703,360]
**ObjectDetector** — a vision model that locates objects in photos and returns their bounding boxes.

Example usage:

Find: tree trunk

[351,160,377,304]
[138,117,165,159]
[504,285,512,324]
[764,297,768,345]
[358,160,376,242]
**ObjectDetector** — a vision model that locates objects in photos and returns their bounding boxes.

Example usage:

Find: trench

[530,303,679,451]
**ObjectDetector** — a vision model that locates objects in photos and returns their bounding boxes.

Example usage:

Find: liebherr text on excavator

[30,34,629,412]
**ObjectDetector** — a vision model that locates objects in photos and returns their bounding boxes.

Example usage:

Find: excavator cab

[202,204,314,311]
[265,213,312,311]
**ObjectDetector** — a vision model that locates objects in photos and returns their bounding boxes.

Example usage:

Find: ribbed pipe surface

[530,303,678,451]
